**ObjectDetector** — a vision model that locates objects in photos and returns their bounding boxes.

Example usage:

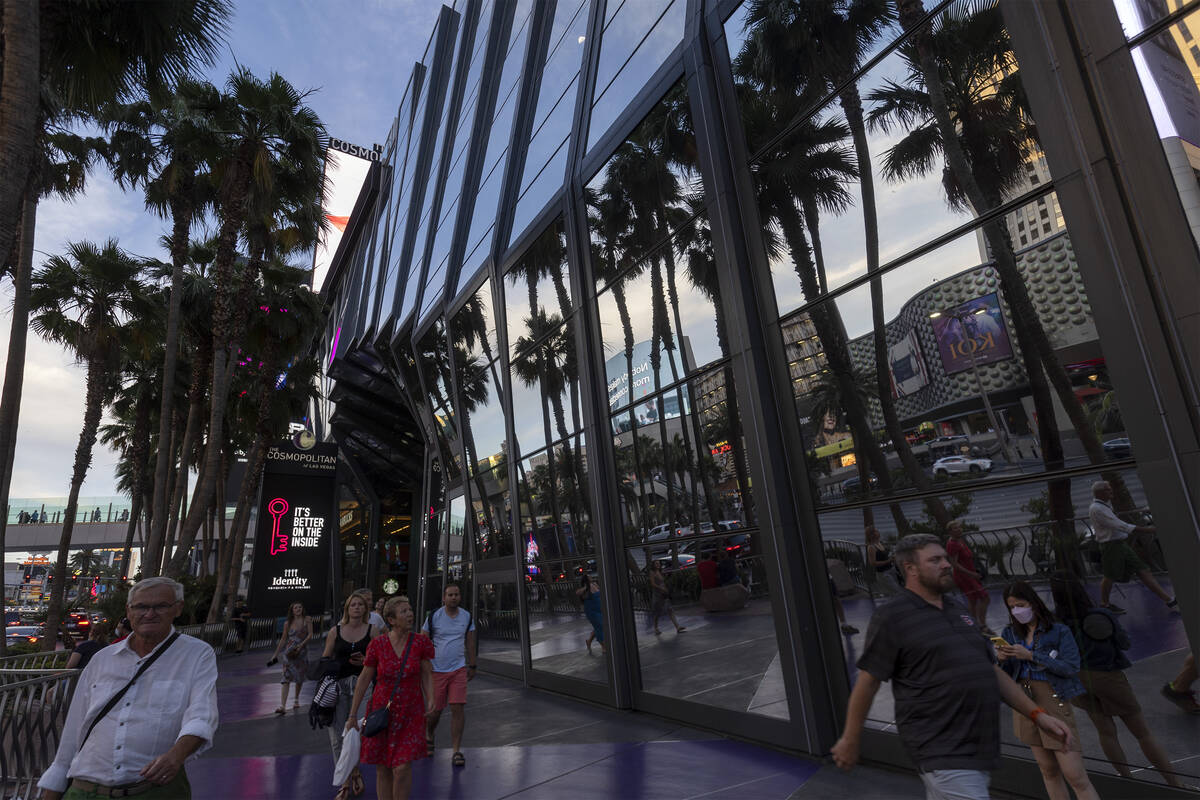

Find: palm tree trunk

[207,456,231,623]
[155,359,205,574]
[0,0,39,269]
[146,170,196,582]
[777,201,910,534]
[43,351,106,649]
[121,492,142,580]
[0,192,36,656]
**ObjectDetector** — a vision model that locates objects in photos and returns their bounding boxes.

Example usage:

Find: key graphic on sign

[268,498,289,555]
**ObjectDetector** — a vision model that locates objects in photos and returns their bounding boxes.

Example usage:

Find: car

[932,455,993,477]
[5,610,22,626]
[840,474,878,496]
[628,548,695,571]
[1103,438,1132,459]
[4,625,44,648]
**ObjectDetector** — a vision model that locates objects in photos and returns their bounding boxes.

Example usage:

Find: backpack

[425,608,472,642]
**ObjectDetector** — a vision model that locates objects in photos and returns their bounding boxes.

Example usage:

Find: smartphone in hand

[267,657,278,667]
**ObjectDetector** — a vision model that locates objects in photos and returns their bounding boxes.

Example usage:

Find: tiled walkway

[197,649,936,799]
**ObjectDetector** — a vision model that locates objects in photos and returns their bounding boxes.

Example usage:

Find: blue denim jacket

[1000,621,1086,700]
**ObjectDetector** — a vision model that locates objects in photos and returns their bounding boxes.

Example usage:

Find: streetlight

[930,306,1017,464]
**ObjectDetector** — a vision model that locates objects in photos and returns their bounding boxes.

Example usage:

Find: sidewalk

[198,648,946,799]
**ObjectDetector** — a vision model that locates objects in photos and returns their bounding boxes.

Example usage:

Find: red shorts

[432,666,468,710]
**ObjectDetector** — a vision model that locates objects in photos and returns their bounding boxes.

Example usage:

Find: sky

[0,0,443,500]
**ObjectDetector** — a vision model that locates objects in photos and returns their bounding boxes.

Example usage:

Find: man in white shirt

[422,583,476,767]
[1088,480,1176,614]
[38,577,219,800]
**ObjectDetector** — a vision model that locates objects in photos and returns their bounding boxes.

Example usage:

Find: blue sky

[0,0,442,499]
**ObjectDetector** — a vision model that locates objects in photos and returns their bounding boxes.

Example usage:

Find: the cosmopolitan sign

[329,138,382,162]
[248,441,337,617]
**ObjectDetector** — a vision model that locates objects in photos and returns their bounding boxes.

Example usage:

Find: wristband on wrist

[1030,706,1046,723]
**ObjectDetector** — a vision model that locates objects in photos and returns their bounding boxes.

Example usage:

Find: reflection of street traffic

[931,455,993,477]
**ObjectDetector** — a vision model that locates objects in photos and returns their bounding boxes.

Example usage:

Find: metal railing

[0,652,70,674]
[0,666,79,800]
[173,613,333,657]
[823,512,1165,596]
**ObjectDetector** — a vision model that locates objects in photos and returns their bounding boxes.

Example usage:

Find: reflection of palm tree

[739,0,948,527]
[879,2,1115,563]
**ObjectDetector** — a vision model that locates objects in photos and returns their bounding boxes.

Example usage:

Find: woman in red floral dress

[346,595,435,800]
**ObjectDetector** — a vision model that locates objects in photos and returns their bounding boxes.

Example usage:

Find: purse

[362,633,415,738]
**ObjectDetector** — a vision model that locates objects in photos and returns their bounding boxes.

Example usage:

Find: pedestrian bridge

[4,520,132,552]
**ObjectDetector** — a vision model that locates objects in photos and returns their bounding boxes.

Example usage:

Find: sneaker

[841,624,859,634]
[1166,597,1179,609]
[1161,682,1200,714]
[1102,603,1126,615]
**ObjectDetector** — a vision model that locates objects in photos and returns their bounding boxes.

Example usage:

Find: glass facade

[319,1,1200,794]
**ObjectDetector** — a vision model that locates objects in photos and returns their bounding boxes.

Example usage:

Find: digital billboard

[247,441,337,617]
[604,338,693,421]
[930,293,1013,375]
[888,328,929,397]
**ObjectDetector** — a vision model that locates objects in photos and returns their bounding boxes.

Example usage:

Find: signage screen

[247,442,337,618]
[930,293,1013,375]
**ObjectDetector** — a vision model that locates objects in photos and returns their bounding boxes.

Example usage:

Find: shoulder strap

[383,634,416,711]
[80,632,180,750]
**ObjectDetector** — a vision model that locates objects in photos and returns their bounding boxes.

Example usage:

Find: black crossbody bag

[362,633,414,738]
[79,632,180,749]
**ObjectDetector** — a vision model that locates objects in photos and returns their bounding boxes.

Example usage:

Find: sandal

[452,751,466,767]
[426,735,435,758]
[274,707,285,715]
[335,786,351,800]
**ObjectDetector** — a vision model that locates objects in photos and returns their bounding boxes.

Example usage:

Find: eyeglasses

[128,602,177,615]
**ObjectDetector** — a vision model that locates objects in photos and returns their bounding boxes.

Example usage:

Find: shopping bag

[332,727,361,786]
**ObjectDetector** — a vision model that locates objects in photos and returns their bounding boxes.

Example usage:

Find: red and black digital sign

[247,441,337,618]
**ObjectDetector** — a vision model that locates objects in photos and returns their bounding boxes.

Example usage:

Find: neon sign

[268,498,290,555]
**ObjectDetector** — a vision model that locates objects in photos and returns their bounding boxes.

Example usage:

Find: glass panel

[447,492,469,579]
[449,279,500,372]
[416,321,463,480]
[509,321,582,448]
[509,134,568,244]
[613,369,756,550]
[1112,0,1189,38]
[627,531,787,718]
[470,466,513,560]
[338,487,368,598]
[597,214,725,393]
[514,440,591,563]
[377,493,413,598]
[476,579,523,667]
[457,363,507,476]
[728,2,1055,316]
[525,558,609,683]
[588,0,686,151]
[1128,8,1200,252]
[828,468,1197,787]
[422,457,447,613]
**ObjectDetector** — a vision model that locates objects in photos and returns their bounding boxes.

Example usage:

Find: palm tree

[30,239,148,648]
[69,548,103,578]
[155,68,325,577]
[0,0,231,308]
[103,78,223,576]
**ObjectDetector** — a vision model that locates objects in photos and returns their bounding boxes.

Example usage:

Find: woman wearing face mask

[997,581,1099,800]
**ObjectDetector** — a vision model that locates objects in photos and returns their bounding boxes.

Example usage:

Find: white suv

[932,455,993,477]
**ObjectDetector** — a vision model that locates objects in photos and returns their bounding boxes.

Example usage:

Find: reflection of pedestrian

[647,562,685,636]
[231,597,250,653]
[577,574,606,653]
[997,581,1098,800]
[1051,573,1185,788]
[832,535,1074,799]
[1087,481,1176,613]
[1161,653,1200,714]
[945,520,992,633]
[40,510,46,523]
[864,526,900,597]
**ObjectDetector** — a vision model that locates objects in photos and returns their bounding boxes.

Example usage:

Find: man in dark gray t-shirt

[832,535,1072,800]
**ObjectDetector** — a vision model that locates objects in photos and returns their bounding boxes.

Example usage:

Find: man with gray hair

[833,535,1072,799]
[1088,480,1176,614]
[38,576,219,799]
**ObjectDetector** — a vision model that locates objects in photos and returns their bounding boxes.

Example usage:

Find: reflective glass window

[524,557,608,682]
[475,579,523,667]
[587,0,686,151]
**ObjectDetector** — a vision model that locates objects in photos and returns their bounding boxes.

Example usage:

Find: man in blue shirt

[422,583,476,767]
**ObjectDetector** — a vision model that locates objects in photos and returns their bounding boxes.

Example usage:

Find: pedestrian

[945,520,992,633]
[269,601,312,714]
[1050,572,1185,788]
[997,580,1099,800]
[1161,653,1200,714]
[322,592,378,799]
[1087,480,1177,614]
[864,525,901,597]
[576,573,605,653]
[696,552,719,590]
[421,582,477,767]
[647,561,686,636]
[111,618,132,643]
[716,548,740,587]
[355,588,387,630]
[345,595,435,800]
[231,597,250,654]
[18,510,27,525]
[65,622,110,671]
[36,576,218,800]
[831,534,1073,800]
